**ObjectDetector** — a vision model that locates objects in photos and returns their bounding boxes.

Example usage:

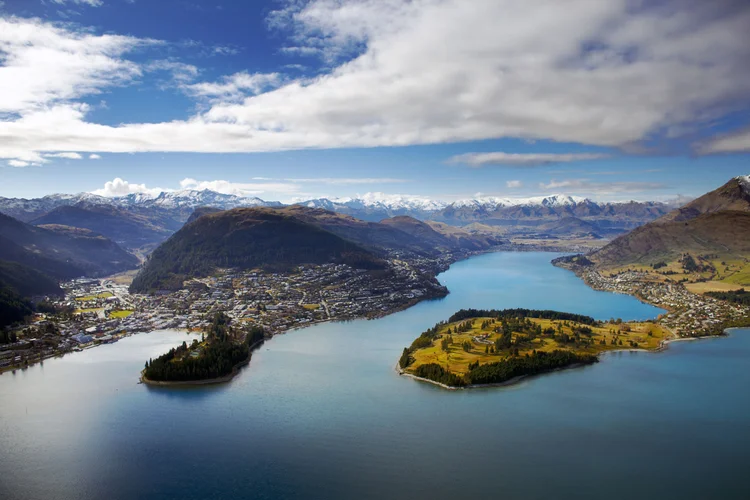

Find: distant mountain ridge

[0,189,678,226]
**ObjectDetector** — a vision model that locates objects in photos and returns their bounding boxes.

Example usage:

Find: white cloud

[51,0,103,6]
[45,152,83,159]
[506,180,522,188]
[89,153,101,159]
[538,179,666,194]
[8,159,29,167]
[449,152,611,167]
[146,60,199,84]
[91,177,165,197]
[0,17,153,116]
[2,3,750,163]
[698,126,750,154]
[179,178,302,196]
[184,72,281,103]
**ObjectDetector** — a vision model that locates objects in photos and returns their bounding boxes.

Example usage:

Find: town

[568,267,750,338]
[5,244,750,374]
[0,255,452,373]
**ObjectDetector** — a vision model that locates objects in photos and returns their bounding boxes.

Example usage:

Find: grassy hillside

[130,208,385,292]
[592,211,750,267]
[587,177,750,277]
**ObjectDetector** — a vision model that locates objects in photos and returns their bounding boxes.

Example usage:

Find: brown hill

[589,176,750,268]
[130,207,386,292]
[657,176,750,223]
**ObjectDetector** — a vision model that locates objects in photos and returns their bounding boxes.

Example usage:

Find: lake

[1,252,749,500]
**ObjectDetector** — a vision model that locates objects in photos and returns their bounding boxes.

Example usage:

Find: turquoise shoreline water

[1,252,749,500]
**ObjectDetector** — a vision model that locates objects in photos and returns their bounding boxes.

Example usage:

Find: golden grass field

[408,317,671,376]
[75,292,114,301]
[602,254,750,292]
[108,310,134,319]
[108,270,139,286]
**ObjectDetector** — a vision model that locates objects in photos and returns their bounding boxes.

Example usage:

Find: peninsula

[397,308,677,388]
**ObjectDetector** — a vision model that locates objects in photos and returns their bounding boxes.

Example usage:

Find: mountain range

[0,190,679,250]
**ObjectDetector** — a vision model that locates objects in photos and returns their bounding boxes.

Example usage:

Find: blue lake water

[1,252,749,500]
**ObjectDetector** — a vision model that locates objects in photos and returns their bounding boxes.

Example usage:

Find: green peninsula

[398,308,672,388]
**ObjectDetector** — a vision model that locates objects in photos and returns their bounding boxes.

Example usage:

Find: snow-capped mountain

[0,189,282,222]
[107,189,282,210]
[0,188,678,227]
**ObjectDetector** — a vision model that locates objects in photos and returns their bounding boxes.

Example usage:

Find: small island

[141,312,265,386]
[397,308,674,389]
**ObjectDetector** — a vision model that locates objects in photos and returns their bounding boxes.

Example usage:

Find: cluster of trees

[465,350,598,386]
[412,350,599,388]
[413,363,466,387]
[0,285,32,332]
[440,335,452,351]
[143,313,265,382]
[448,308,596,326]
[450,320,476,334]
[707,289,750,306]
[0,328,18,344]
[679,254,709,273]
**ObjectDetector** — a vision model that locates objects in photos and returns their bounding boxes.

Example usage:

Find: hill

[130,207,386,292]
[0,213,139,279]
[380,216,505,251]
[537,217,601,238]
[657,176,750,223]
[31,204,174,251]
[585,176,750,273]
[186,206,224,225]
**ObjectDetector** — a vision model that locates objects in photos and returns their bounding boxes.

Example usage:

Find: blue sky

[1,0,750,203]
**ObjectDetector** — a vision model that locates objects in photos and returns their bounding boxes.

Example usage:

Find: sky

[0,0,749,203]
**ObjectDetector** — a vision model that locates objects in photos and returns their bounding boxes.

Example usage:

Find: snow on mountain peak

[737,175,750,193]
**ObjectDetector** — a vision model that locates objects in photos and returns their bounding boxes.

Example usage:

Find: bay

[1,252,748,500]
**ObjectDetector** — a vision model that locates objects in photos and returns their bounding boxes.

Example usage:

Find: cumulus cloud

[91,177,165,197]
[7,159,29,167]
[2,2,750,163]
[538,179,666,194]
[89,153,101,159]
[448,152,611,167]
[506,180,522,188]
